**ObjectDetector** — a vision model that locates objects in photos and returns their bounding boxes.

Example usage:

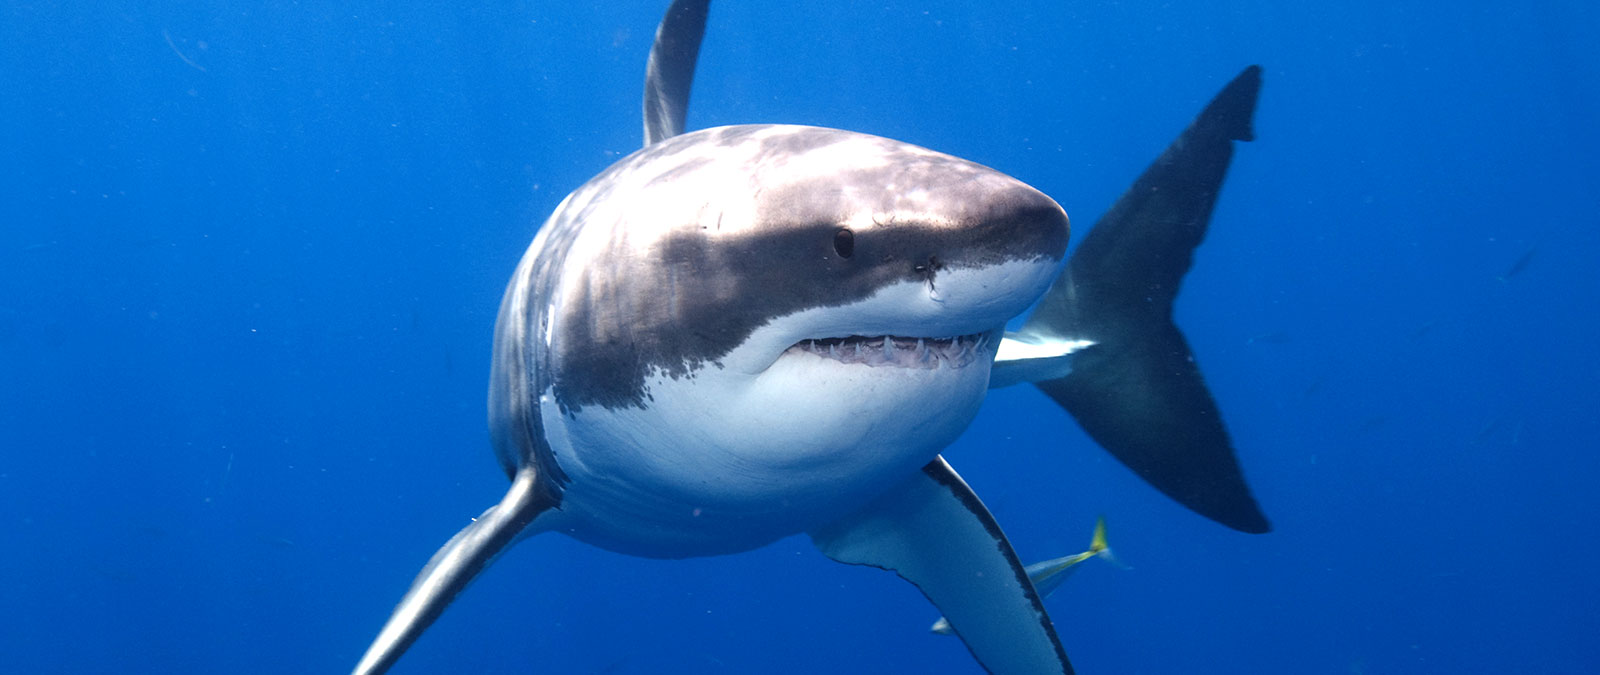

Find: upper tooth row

[798,334,986,356]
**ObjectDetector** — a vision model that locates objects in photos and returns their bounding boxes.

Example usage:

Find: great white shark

[353,1,1266,673]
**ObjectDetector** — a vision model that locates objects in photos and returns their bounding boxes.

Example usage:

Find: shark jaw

[784,331,993,370]
[536,265,1052,559]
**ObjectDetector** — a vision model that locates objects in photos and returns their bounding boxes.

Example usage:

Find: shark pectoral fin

[642,0,710,146]
[810,456,1072,675]
[1017,65,1270,534]
[353,468,556,675]
[936,516,1112,636]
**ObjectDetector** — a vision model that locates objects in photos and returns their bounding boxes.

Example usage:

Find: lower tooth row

[795,334,986,368]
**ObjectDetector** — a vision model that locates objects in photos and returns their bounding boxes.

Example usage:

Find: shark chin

[536,327,1007,560]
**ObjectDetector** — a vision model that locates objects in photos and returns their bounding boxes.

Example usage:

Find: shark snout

[965,185,1070,268]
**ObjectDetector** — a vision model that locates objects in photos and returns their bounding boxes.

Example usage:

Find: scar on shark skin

[162,29,207,73]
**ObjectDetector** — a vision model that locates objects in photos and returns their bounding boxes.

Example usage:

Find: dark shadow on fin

[643,0,711,146]
[1020,66,1270,534]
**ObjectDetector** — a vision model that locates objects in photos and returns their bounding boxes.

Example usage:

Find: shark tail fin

[1017,66,1271,534]
[353,469,556,675]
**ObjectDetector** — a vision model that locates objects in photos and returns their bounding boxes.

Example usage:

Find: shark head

[492,124,1069,556]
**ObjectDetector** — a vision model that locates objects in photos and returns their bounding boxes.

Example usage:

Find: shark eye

[833,228,855,259]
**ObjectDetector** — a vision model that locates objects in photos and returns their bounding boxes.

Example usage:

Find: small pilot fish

[931,516,1117,635]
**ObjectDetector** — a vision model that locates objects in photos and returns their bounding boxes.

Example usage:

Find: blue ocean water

[3,1,1596,672]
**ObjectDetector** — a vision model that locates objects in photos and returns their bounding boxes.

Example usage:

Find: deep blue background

[3,1,1596,672]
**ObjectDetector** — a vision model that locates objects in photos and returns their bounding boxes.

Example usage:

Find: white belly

[537,342,997,558]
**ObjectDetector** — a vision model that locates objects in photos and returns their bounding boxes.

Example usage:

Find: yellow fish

[932,517,1117,635]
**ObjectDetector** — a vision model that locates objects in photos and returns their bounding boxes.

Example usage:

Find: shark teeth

[788,332,989,369]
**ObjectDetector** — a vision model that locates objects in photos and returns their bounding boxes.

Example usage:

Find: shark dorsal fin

[642,0,711,146]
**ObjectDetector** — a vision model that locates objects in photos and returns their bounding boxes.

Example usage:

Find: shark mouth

[786,332,991,369]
